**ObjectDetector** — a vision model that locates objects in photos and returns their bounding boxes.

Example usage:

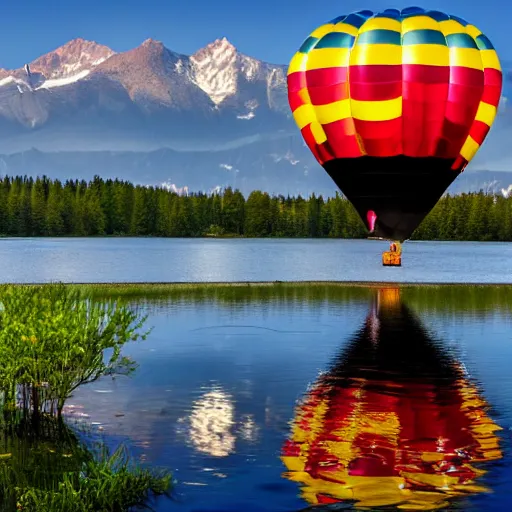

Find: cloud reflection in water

[180,385,259,458]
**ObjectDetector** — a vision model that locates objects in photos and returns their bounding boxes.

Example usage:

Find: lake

[2,238,511,510]
[0,237,511,283]
[63,285,512,512]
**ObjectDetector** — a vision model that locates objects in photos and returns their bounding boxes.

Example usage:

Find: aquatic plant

[0,283,150,419]
[0,284,170,511]
[12,445,170,512]
[0,415,170,512]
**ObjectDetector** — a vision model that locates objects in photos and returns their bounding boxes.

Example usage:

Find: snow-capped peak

[194,37,237,60]
[0,38,116,93]
[190,37,239,105]
[23,38,114,90]
[30,38,115,80]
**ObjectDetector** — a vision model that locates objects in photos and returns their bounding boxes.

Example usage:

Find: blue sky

[0,0,510,69]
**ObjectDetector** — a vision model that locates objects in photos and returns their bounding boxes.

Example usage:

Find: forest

[0,175,510,241]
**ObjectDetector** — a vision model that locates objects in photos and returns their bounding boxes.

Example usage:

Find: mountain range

[0,37,511,196]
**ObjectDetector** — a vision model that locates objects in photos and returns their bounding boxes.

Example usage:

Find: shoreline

[2,281,511,288]
[0,235,510,243]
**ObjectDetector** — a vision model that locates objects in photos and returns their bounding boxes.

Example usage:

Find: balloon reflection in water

[281,288,502,510]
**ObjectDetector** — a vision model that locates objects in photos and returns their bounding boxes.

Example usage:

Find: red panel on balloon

[469,120,491,145]
[448,66,484,87]
[317,142,336,163]
[434,137,458,159]
[451,155,468,170]
[361,137,402,157]
[481,68,502,108]
[354,118,402,140]
[484,68,503,86]
[308,83,350,105]
[444,101,478,132]
[349,81,402,101]
[300,125,322,162]
[287,71,307,92]
[349,65,402,83]
[481,84,502,107]
[287,89,307,112]
[447,83,484,107]
[402,100,427,156]
[440,120,469,156]
[402,64,450,84]
[322,119,363,158]
[305,67,349,87]
[402,82,448,104]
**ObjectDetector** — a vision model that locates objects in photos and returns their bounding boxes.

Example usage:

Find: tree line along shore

[0,175,510,241]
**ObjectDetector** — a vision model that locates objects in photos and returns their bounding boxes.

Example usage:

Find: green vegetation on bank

[4,282,509,317]
[0,283,171,511]
[0,175,510,241]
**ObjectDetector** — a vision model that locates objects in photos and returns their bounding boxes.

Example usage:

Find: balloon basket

[382,241,402,266]
[382,251,401,266]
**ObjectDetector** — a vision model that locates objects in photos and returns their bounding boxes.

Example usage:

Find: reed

[13,445,171,512]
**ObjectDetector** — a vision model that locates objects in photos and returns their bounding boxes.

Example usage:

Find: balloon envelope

[287,7,503,241]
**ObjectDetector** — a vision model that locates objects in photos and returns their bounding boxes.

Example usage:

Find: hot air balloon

[287,7,503,265]
[281,288,502,510]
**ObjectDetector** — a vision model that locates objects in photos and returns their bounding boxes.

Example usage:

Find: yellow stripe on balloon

[292,104,316,129]
[459,136,480,161]
[331,22,360,36]
[309,23,335,39]
[288,53,308,75]
[309,98,402,124]
[351,97,402,121]
[438,19,466,36]
[402,44,449,66]
[465,24,483,39]
[358,17,402,32]
[475,101,497,126]
[313,100,352,124]
[306,48,351,70]
[480,49,501,71]
[297,87,312,104]
[449,48,483,70]
[310,121,328,144]
[401,15,440,33]
[349,44,402,65]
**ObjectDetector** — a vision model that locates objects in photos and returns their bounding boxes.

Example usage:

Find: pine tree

[31,177,47,236]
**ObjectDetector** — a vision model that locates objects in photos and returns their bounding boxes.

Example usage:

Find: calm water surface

[65,287,512,511]
[0,237,511,283]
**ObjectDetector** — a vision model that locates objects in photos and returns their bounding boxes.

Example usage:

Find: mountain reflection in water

[281,288,503,511]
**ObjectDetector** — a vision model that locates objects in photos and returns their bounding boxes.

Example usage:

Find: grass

[0,412,171,512]
[0,281,510,316]
[11,445,171,512]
